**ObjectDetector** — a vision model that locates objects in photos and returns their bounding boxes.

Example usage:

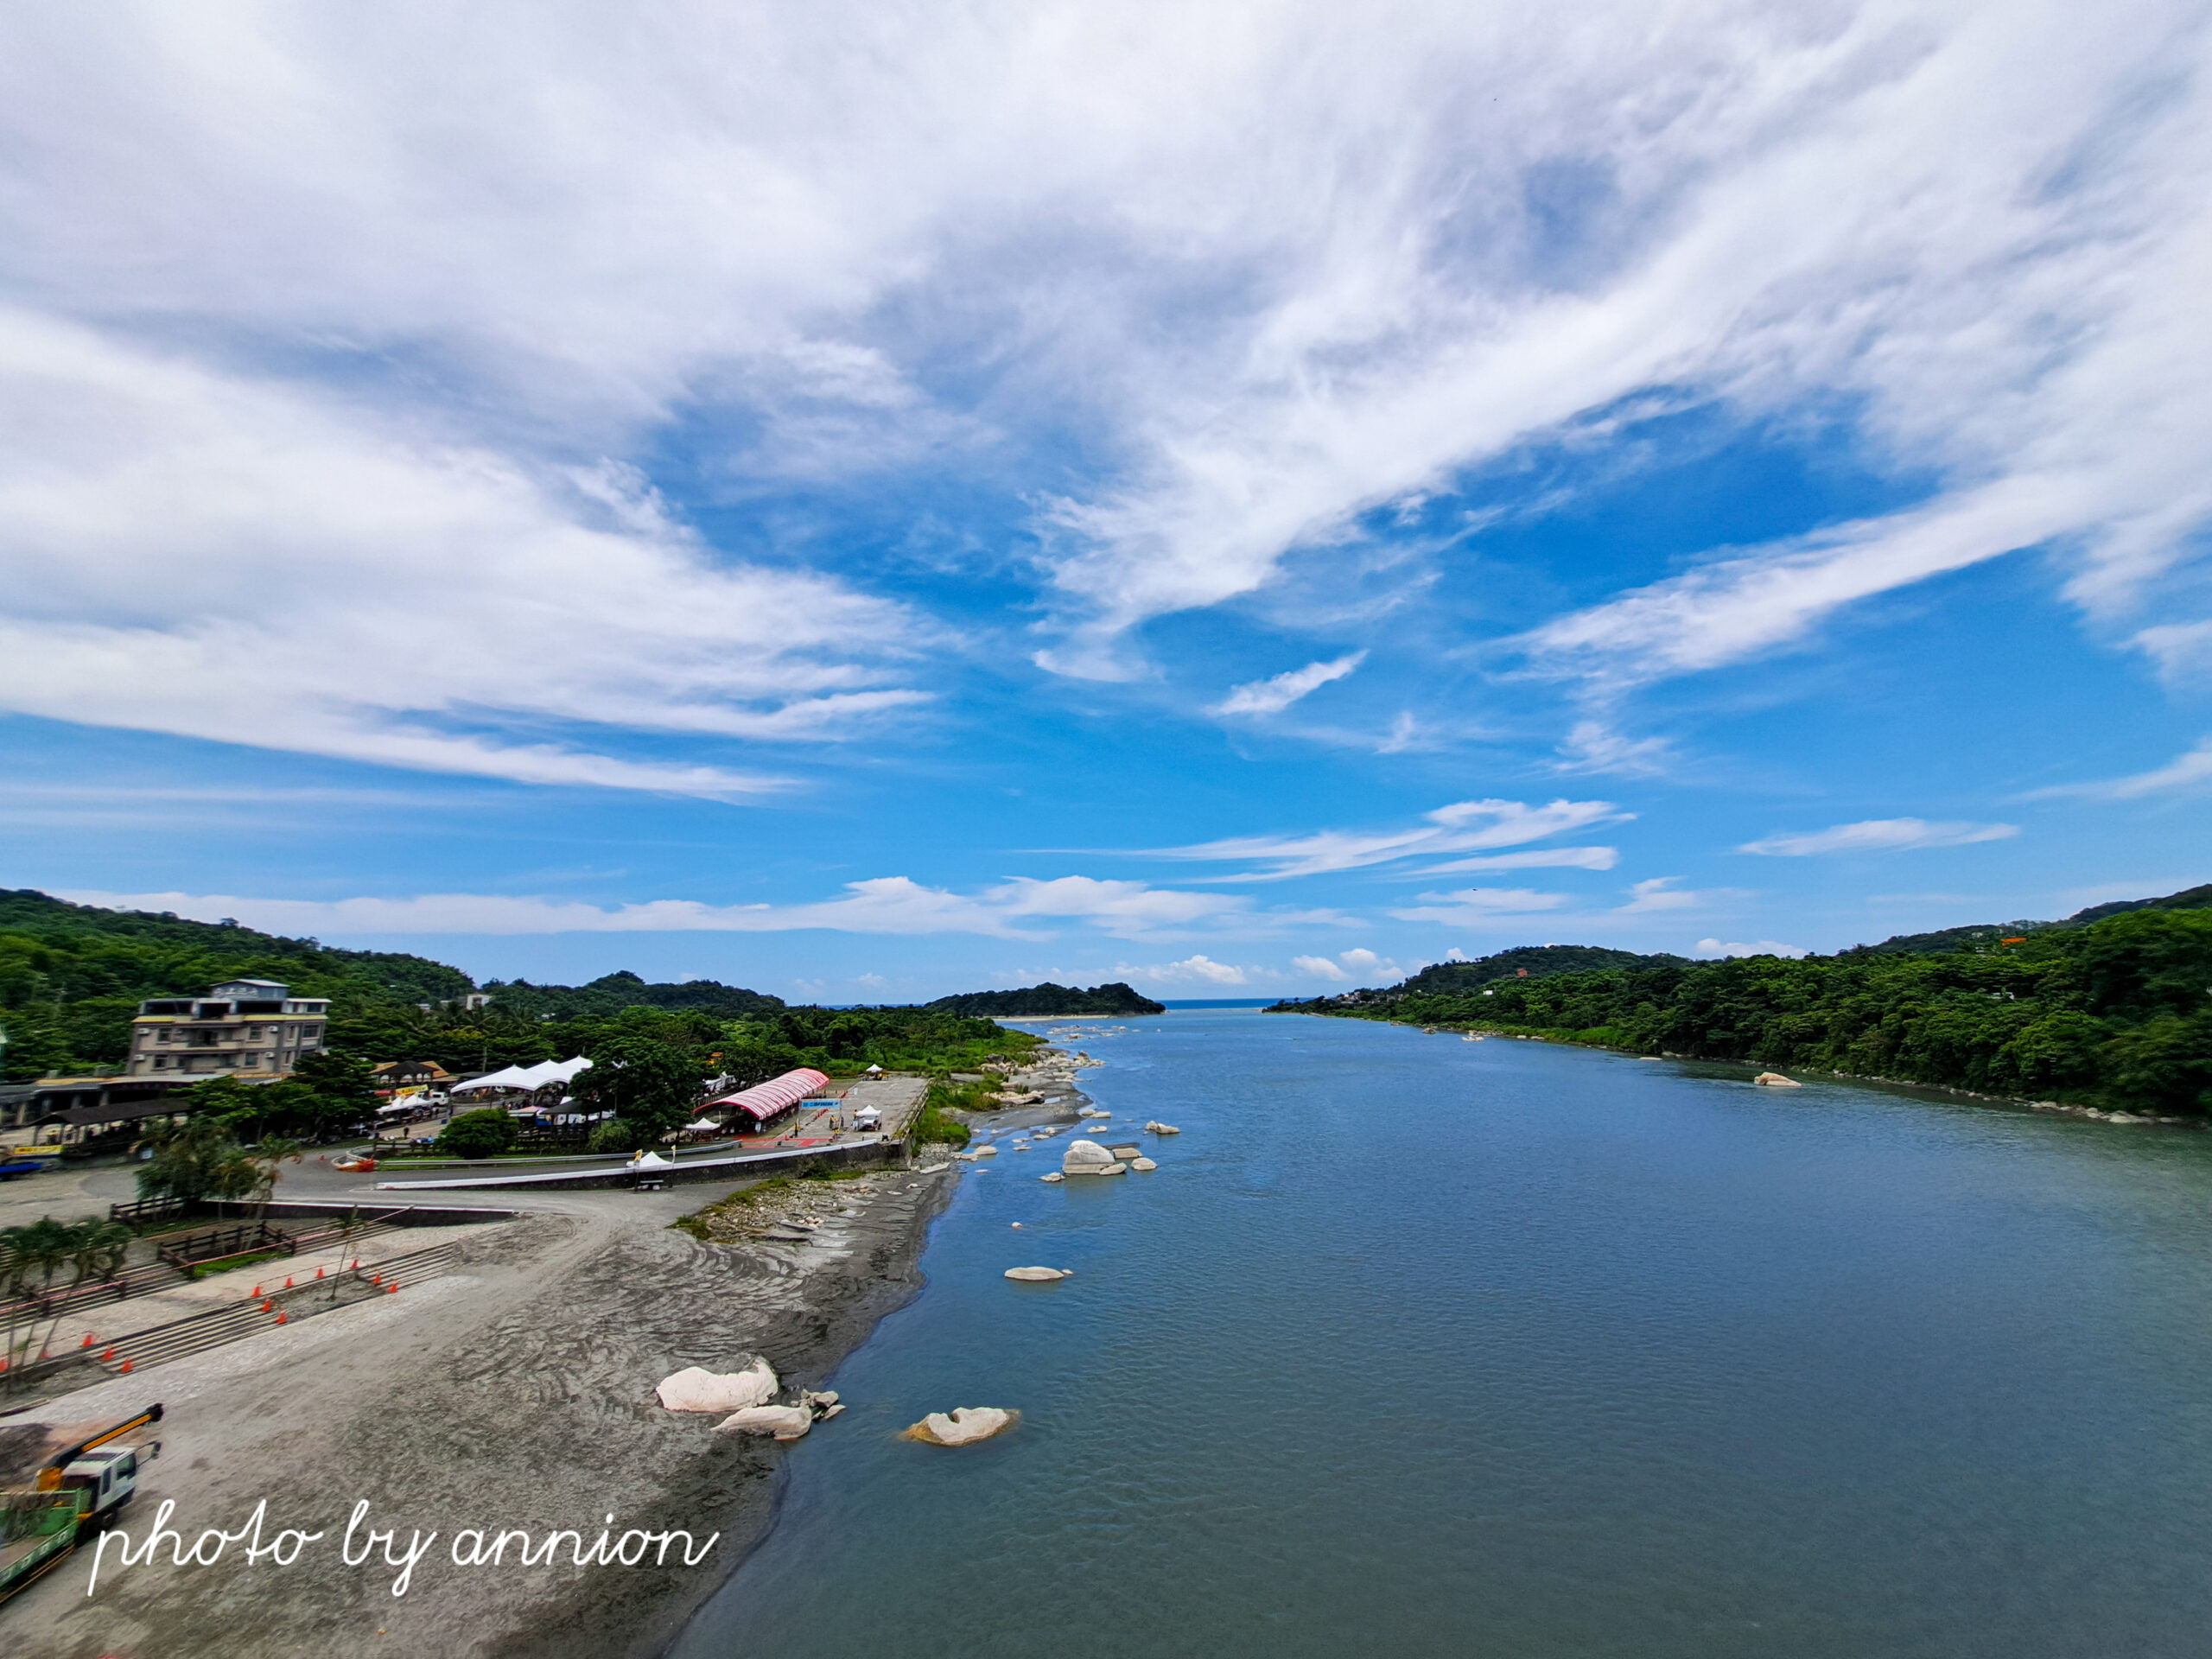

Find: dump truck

[0,1402,162,1604]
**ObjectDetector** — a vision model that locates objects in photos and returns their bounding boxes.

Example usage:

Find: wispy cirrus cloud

[7,3,2202,779]
[1147,798,1624,882]
[1208,652,1367,716]
[2024,736,2212,799]
[1408,847,1618,876]
[59,874,1276,943]
[1387,887,1570,924]
[1739,818,2019,856]
[0,312,926,796]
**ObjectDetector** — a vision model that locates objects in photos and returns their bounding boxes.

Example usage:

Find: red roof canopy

[708,1067,831,1122]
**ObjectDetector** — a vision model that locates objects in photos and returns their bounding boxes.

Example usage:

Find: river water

[671,1008,2212,1658]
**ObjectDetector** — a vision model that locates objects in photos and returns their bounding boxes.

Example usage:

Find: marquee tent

[452,1057,594,1095]
[707,1067,830,1125]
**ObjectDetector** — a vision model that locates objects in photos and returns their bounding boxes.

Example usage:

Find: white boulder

[715,1404,813,1440]
[658,1357,778,1413]
[1061,1138,1122,1174]
[1130,1157,1158,1172]
[1753,1071,1803,1087]
[1039,1172,1065,1183]
[1004,1266,1072,1281]
[1147,1122,1181,1135]
[906,1407,1018,1446]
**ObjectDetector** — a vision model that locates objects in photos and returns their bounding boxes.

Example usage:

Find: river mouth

[671,1007,2212,1659]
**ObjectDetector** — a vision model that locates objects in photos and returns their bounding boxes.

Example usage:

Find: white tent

[453,1056,594,1094]
[631,1150,673,1170]
[682,1119,719,1134]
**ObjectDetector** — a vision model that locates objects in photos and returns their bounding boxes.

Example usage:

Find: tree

[435,1108,518,1159]
[137,1117,258,1204]
[290,1048,380,1135]
[571,1034,701,1141]
[2,1216,130,1387]
[245,1137,305,1218]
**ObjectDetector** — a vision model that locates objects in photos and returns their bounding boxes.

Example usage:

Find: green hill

[479,970,784,1020]
[928,982,1166,1017]
[1277,887,2212,1115]
[1389,944,1692,995]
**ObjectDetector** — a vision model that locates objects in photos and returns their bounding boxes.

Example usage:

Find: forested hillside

[1389,945,1690,997]
[1275,894,2212,1115]
[476,970,784,1020]
[928,982,1166,1016]
[1,889,1034,1090]
[0,889,472,1079]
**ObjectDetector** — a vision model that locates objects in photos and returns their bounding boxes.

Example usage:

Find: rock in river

[1754,1071,1803,1087]
[715,1403,813,1440]
[1130,1157,1159,1172]
[906,1407,1018,1446]
[1004,1266,1072,1281]
[1061,1138,1120,1175]
[658,1357,778,1413]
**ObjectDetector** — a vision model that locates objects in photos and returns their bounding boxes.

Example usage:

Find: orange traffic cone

[386,1282,399,1294]
[283,1276,294,1288]
[101,1348,114,1361]
[260,1299,273,1312]
[118,1359,133,1374]
[251,1285,263,1297]
[275,1312,288,1325]
[315,1267,324,1278]
[79,1332,94,1347]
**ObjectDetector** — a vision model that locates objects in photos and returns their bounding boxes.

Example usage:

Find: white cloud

[1409,846,1618,875]
[1015,3,2212,678]
[1389,887,1569,924]
[4,4,2205,763]
[1616,877,1701,913]
[1292,954,1351,981]
[1149,797,1624,881]
[1333,946,1414,981]
[2134,622,2212,682]
[1554,721,1675,779]
[59,874,1257,941]
[1695,938,1810,959]
[1739,818,2020,855]
[0,311,924,794]
[1209,652,1367,716]
[1115,955,1259,986]
[2025,736,2212,799]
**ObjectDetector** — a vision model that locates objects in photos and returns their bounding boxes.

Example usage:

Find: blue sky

[1,2,2208,1001]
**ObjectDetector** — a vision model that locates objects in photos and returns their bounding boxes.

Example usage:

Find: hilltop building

[125,979,331,1079]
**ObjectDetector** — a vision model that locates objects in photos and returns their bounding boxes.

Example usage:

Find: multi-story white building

[126,979,332,1078]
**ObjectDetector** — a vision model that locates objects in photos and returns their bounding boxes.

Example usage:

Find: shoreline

[0,1064,1092,1659]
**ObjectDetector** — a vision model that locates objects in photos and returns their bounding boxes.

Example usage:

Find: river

[670,1007,2212,1658]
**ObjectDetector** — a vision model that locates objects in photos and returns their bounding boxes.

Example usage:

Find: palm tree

[246,1137,305,1223]
[20,1217,130,1378]
[0,1217,123,1387]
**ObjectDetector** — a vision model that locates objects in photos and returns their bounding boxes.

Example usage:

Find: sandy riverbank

[2,1052,1101,1659]
[2,1160,959,1659]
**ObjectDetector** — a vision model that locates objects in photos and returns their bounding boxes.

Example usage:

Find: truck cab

[60,1441,158,1532]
